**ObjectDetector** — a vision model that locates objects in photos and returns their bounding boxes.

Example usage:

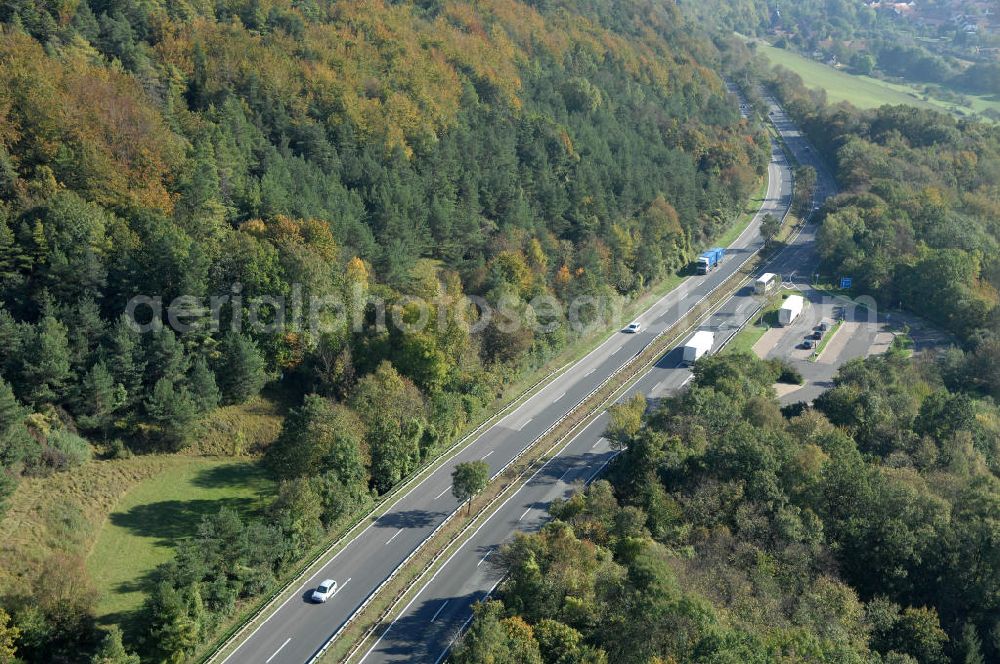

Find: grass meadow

[87,457,274,627]
[756,42,1000,119]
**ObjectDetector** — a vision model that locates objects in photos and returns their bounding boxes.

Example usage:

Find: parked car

[801,339,816,350]
[311,579,338,603]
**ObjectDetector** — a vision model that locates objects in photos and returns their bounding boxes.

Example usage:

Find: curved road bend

[358,95,834,664]
[222,98,794,664]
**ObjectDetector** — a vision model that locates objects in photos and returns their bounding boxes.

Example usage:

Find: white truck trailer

[754,273,779,295]
[682,330,715,366]
[778,294,804,326]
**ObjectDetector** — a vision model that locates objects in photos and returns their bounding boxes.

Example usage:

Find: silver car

[311,579,338,603]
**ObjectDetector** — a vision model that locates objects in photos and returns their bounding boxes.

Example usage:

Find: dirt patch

[773,383,803,400]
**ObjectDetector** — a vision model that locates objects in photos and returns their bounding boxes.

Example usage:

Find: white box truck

[778,294,804,326]
[682,330,715,366]
[754,273,779,295]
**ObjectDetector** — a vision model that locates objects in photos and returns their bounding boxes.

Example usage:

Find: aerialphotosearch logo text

[123,281,880,341]
[123,282,628,337]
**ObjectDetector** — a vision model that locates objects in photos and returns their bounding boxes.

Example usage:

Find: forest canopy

[455,351,1000,664]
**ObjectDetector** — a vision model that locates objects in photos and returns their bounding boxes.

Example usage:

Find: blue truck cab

[696,247,725,275]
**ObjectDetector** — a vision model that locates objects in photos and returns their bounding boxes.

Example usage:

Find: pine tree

[215,332,267,404]
[90,625,139,664]
[21,315,72,405]
[0,377,37,488]
[0,378,35,510]
[147,582,200,663]
[29,219,48,268]
[105,314,146,407]
[147,326,189,389]
[0,217,25,287]
[145,379,197,449]
[76,361,126,435]
[63,297,105,372]
[186,42,209,110]
[188,356,220,414]
[958,622,984,664]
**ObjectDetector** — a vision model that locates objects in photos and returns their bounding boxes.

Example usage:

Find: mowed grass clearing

[88,456,274,626]
[756,42,1000,118]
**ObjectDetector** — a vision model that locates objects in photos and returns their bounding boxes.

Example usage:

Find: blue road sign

[840,277,853,289]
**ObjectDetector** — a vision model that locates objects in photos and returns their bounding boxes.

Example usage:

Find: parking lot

[748,285,945,404]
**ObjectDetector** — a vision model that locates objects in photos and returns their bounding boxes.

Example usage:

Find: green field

[88,457,274,626]
[756,42,1000,118]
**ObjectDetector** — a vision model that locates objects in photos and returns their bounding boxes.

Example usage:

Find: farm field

[756,42,1000,118]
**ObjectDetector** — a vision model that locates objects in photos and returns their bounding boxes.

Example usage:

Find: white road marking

[552,391,565,402]
[386,530,403,545]
[592,438,604,449]
[583,367,596,377]
[337,577,352,593]
[477,549,494,567]
[515,417,532,431]
[430,601,449,623]
[558,467,575,482]
[481,451,494,459]
[435,485,452,500]
[519,507,532,521]
[611,345,623,355]
[681,375,694,387]
[265,638,291,664]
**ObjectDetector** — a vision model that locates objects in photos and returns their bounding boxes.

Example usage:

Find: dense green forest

[0,0,769,660]
[454,349,1000,664]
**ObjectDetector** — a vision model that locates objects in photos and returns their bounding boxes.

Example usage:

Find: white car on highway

[311,579,338,603]
[624,321,641,333]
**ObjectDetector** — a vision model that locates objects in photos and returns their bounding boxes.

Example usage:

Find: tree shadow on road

[376,509,447,530]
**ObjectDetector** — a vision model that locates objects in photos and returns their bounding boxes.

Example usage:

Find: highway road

[356,94,834,664]
[220,93,794,664]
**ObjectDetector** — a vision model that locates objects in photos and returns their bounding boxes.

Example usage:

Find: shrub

[775,360,804,385]
[46,430,92,469]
